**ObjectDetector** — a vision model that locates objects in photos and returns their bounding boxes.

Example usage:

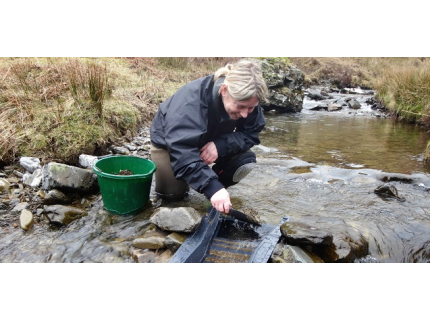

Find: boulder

[281,216,368,262]
[348,99,361,109]
[42,162,98,193]
[260,58,305,113]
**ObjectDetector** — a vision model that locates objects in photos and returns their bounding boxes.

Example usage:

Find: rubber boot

[150,145,189,200]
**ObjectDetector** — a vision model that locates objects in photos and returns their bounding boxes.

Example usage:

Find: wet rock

[79,154,98,169]
[155,249,174,263]
[42,189,72,205]
[10,202,28,215]
[227,207,262,226]
[20,209,34,231]
[309,104,328,111]
[381,174,413,184]
[334,98,348,106]
[149,207,202,233]
[270,243,324,263]
[132,229,169,250]
[328,103,342,112]
[165,232,188,253]
[374,184,405,201]
[281,217,368,262]
[307,89,326,101]
[131,249,157,263]
[281,221,333,246]
[43,205,87,226]
[348,99,361,109]
[42,162,98,193]
[19,157,41,173]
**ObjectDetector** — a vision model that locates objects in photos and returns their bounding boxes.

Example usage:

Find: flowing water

[234,96,430,263]
[1,94,430,263]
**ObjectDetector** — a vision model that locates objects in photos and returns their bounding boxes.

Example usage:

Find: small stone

[13,170,24,178]
[20,209,34,231]
[0,178,11,193]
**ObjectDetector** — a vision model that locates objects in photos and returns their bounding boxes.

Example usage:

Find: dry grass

[289,57,375,88]
[0,57,238,166]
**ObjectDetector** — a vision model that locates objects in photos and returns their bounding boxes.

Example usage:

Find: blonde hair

[214,59,268,103]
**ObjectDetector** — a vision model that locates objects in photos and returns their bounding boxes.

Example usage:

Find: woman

[150,59,268,214]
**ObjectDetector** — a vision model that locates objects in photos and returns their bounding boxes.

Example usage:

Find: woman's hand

[200,142,218,165]
[210,188,231,214]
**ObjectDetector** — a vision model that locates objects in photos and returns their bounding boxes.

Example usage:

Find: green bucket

[93,156,156,215]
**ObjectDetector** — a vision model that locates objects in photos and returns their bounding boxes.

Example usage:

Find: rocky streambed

[1,125,373,263]
[2,85,429,263]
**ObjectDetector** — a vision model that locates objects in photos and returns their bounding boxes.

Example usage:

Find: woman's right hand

[210,188,232,214]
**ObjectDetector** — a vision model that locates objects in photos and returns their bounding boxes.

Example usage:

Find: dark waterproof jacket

[150,74,266,199]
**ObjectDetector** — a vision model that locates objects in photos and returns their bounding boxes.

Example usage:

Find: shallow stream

[2,93,430,263]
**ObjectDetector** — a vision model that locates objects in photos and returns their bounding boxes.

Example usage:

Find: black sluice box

[169,207,289,263]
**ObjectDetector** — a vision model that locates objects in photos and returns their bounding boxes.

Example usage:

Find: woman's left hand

[200,142,218,165]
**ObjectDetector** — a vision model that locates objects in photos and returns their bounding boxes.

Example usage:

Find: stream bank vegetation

[1,57,430,166]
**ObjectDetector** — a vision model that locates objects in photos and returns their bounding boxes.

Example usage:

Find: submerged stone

[43,205,87,226]
[165,232,188,253]
[270,243,324,263]
[132,229,169,250]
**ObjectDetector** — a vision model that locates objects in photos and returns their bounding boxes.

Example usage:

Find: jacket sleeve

[162,89,225,200]
[213,106,266,158]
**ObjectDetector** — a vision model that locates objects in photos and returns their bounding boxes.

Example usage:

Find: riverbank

[1,57,430,168]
